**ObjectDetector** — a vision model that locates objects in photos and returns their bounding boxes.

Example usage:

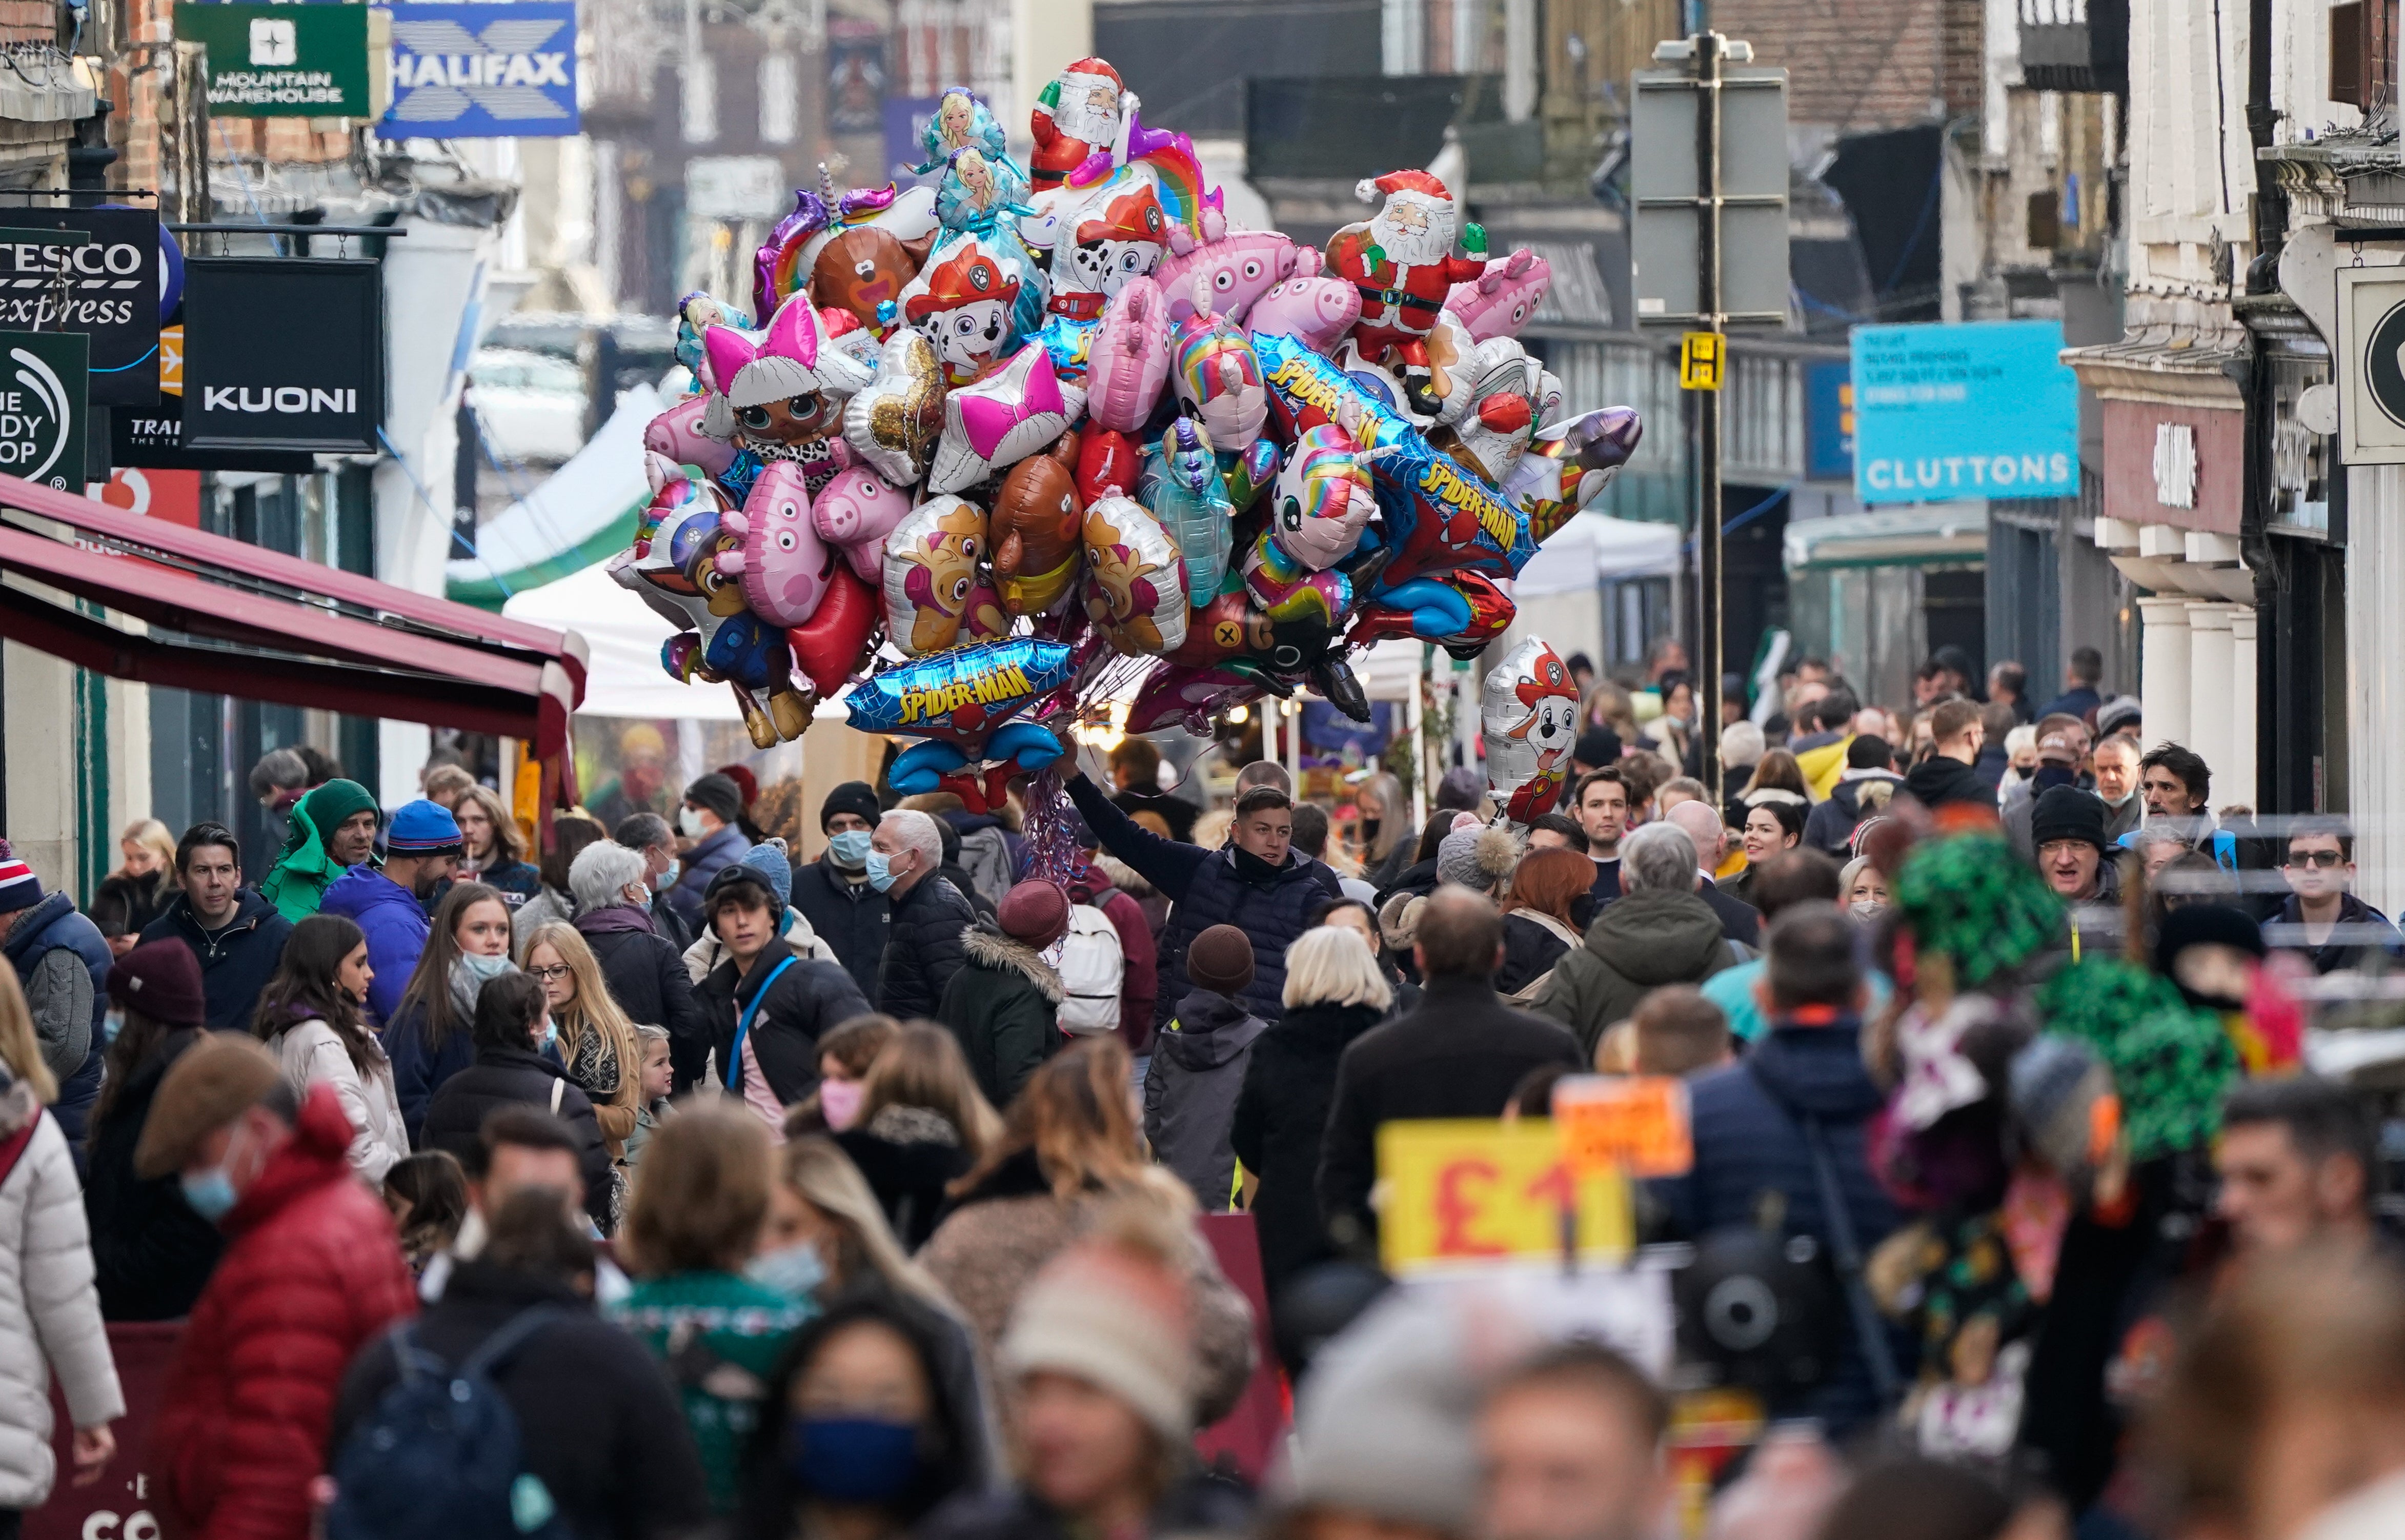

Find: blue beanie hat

[385,799,460,857]
[704,840,795,933]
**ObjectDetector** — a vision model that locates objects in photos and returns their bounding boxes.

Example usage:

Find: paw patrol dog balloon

[882,495,989,657]
[898,235,1027,387]
[1482,637,1581,826]
[1080,493,1189,655]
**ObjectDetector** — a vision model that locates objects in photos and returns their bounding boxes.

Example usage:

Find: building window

[2332,0,2400,109]
[759,54,797,145]
[682,54,717,146]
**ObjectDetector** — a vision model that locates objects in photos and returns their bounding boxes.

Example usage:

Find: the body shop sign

[180,258,383,453]
[1849,319,2078,504]
[174,4,373,117]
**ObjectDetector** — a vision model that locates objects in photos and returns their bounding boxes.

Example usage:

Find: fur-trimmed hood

[1096,853,1155,899]
[962,922,1065,1002]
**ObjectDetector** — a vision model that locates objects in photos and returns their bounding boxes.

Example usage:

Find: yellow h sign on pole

[1680,331,1725,391]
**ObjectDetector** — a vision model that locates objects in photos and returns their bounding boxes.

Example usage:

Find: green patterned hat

[2037,958,2238,1161]
[1892,833,2065,988]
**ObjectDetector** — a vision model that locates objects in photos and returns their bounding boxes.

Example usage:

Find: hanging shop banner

[826,23,885,135]
[379,1,577,138]
[0,209,163,406]
[173,3,374,117]
[179,258,383,454]
[0,330,90,491]
[1849,319,2077,504]
[2335,268,2405,465]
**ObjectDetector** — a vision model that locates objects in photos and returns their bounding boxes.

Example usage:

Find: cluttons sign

[1848,319,2078,504]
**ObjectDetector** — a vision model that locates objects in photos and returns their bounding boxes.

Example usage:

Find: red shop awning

[0,472,588,770]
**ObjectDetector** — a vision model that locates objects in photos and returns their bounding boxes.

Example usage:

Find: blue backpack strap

[725,954,801,1091]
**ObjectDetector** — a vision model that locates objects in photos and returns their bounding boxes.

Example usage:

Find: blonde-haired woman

[522,921,643,1157]
[753,1136,1003,1488]
[93,818,179,956]
[1228,926,1393,1330]
[1354,771,1416,893]
[918,1037,1258,1427]
[0,965,123,1516]
[830,1022,1001,1247]
[454,784,539,907]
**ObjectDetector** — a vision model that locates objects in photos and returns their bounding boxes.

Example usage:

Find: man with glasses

[2271,818,2403,975]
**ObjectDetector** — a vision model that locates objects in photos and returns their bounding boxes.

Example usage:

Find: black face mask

[1361,817,1381,845]
[1232,845,1283,882]
[1568,894,1597,931]
[2034,764,2075,792]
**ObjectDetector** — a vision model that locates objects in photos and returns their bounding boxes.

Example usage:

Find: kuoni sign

[1849,319,2077,504]
[1375,1120,1631,1274]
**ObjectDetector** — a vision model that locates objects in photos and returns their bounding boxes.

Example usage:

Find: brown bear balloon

[811,225,939,335]
[989,432,1085,616]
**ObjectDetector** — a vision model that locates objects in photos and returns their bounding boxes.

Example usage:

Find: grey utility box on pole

[1630,43,1790,328]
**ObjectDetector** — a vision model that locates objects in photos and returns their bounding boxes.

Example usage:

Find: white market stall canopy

[1513,511,1683,597]
[449,383,666,608]
[500,560,740,721]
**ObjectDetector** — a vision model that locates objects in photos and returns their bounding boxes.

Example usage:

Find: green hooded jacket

[258,778,380,922]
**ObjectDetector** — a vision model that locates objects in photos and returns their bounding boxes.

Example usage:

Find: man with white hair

[1663,799,1763,947]
[1531,823,1741,1059]
[870,808,976,1020]
[568,839,712,1091]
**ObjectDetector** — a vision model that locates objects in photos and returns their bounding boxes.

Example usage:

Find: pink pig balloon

[1444,248,1551,343]
[1154,229,1300,327]
[1085,275,1171,432]
[715,461,836,626]
[811,465,916,584]
[1246,275,1362,355]
[643,394,739,476]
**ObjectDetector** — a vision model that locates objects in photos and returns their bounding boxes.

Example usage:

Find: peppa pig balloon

[881,495,989,657]
[1246,273,1360,356]
[1443,247,1550,342]
[644,394,741,479]
[715,460,836,627]
[811,464,916,585]
[1154,228,1300,326]
[1481,637,1581,826]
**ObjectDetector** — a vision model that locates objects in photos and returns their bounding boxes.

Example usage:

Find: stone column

[2229,606,2258,813]
[2187,602,2236,788]
[2136,595,2193,749]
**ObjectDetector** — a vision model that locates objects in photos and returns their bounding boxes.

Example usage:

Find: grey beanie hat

[1437,824,1521,895]
[1278,1289,1483,1533]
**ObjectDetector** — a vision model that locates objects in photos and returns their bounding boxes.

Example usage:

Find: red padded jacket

[152,1083,417,1540]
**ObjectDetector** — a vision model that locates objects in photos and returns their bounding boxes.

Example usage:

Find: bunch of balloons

[611,55,1643,817]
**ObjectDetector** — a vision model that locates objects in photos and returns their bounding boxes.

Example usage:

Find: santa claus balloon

[1325,169,1493,417]
[1029,57,1127,193]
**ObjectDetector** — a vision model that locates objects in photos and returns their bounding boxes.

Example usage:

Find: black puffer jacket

[331,1260,708,1540]
[700,935,873,1106]
[788,854,890,1000]
[1228,999,1385,1307]
[420,1045,615,1230]
[82,1027,225,1320]
[573,905,712,1091]
[877,875,977,1022]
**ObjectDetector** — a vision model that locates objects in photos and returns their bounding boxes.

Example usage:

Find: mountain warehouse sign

[379,3,580,138]
[173,4,375,117]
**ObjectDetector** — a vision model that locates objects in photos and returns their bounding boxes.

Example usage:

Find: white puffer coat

[0,1099,123,1508]
[273,1020,409,1184]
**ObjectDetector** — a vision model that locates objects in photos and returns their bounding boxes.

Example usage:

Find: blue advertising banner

[1804,357,1852,482]
[379,1,577,138]
[1850,319,2076,504]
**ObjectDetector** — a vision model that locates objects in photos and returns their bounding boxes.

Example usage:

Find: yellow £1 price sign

[1375,1119,1633,1274]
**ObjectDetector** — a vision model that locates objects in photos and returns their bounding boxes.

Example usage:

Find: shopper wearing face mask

[569,839,712,1094]
[381,882,519,1145]
[753,1138,1001,1487]
[792,783,894,1003]
[736,1293,987,1540]
[252,914,408,1183]
[664,775,752,937]
[136,1035,416,1540]
[421,970,617,1234]
[700,847,873,1135]
[868,811,978,1023]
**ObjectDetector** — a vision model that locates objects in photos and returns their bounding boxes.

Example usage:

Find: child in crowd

[622,1024,675,1170]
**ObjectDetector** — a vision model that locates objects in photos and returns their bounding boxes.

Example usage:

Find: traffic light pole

[1692,31,1724,807]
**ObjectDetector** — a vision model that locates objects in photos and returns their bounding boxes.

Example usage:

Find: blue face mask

[658,859,680,890]
[103,1008,124,1046]
[181,1166,239,1223]
[788,1416,921,1504]
[459,950,514,983]
[744,1239,827,1301]
[863,850,901,894]
[540,1017,558,1051]
[828,830,873,870]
